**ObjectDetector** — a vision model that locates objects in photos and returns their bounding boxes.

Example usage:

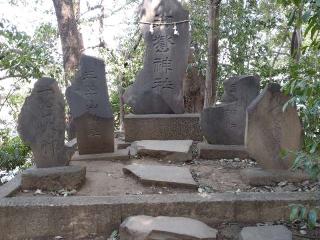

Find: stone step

[130,140,193,162]
[120,215,218,240]
[239,225,292,240]
[123,164,197,189]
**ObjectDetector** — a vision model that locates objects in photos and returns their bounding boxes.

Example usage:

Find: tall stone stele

[245,83,303,170]
[123,0,190,114]
[200,75,260,145]
[18,77,68,168]
[66,55,114,155]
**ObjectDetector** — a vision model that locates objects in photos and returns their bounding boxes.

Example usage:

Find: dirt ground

[15,155,320,197]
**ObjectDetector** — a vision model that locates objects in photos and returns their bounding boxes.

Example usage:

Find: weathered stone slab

[124,114,202,141]
[120,215,218,240]
[198,143,249,160]
[123,0,190,114]
[239,225,292,240]
[21,166,86,191]
[245,83,303,169]
[71,149,130,161]
[201,75,260,145]
[18,77,68,168]
[66,55,114,155]
[240,168,309,186]
[130,140,193,162]
[123,164,197,188]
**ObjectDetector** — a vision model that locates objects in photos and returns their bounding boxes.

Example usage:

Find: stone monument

[200,75,260,145]
[123,0,190,114]
[245,83,303,170]
[18,77,86,191]
[18,77,68,168]
[66,55,114,155]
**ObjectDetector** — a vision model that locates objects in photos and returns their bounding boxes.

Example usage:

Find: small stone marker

[66,55,114,155]
[130,140,193,162]
[239,225,292,240]
[18,77,68,168]
[123,0,190,114]
[201,75,260,145]
[123,164,197,188]
[245,83,302,169]
[120,215,218,240]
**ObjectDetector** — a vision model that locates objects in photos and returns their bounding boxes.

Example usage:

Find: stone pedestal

[198,143,249,160]
[71,149,130,161]
[21,166,86,191]
[124,114,202,142]
[240,168,309,186]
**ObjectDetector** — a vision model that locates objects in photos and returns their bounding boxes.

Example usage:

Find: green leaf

[290,205,300,221]
[308,210,318,229]
[316,0,320,7]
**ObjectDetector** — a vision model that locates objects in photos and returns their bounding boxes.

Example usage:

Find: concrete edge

[0,174,21,199]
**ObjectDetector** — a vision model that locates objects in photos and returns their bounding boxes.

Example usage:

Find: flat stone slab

[239,225,292,240]
[123,164,197,189]
[116,139,131,150]
[130,140,193,162]
[124,114,202,142]
[21,166,86,191]
[71,149,130,161]
[240,168,309,186]
[198,143,249,160]
[120,215,218,240]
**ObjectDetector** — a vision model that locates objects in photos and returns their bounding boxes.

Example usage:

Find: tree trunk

[52,0,84,86]
[204,0,220,108]
[52,0,84,140]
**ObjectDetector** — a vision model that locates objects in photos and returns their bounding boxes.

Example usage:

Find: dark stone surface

[66,55,114,154]
[123,0,190,114]
[200,75,260,145]
[18,77,68,168]
[245,83,303,170]
[21,166,86,191]
[197,143,249,160]
[124,114,202,141]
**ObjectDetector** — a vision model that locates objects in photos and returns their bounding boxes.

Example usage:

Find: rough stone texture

[240,168,309,186]
[245,83,303,170]
[119,215,217,240]
[124,114,202,142]
[130,140,193,162]
[123,0,190,114]
[201,75,260,145]
[18,77,68,168]
[71,149,130,161]
[66,55,114,155]
[183,49,205,113]
[0,192,319,240]
[198,143,249,160]
[239,225,292,240]
[123,164,197,188]
[21,166,86,191]
[0,174,21,198]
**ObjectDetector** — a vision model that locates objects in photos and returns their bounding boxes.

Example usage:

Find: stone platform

[198,143,249,160]
[21,166,86,191]
[124,114,202,142]
[71,149,130,161]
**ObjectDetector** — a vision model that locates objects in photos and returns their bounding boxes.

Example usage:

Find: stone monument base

[198,143,249,160]
[71,149,130,161]
[21,165,86,191]
[240,168,309,186]
[124,114,202,142]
